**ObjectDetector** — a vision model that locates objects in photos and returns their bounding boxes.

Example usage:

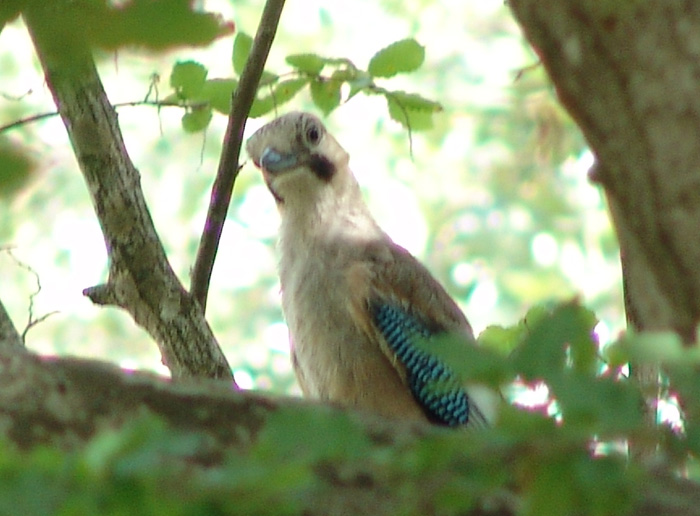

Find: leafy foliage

[0,414,305,516]
[78,0,234,50]
[286,54,326,74]
[232,31,254,75]
[399,298,700,509]
[165,34,442,132]
[421,299,689,445]
[309,77,342,115]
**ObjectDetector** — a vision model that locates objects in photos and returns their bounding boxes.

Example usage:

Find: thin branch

[0,100,205,134]
[0,110,57,133]
[190,0,286,311]
[4,249,60,343]
[379,89,416,158]
[1,247,58,347]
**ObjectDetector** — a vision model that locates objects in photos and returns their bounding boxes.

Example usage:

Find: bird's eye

[305,124,321,146]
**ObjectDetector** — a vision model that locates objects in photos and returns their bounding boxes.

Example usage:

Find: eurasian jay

[246,112,496,428]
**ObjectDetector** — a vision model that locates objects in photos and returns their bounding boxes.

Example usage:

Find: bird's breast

[278,243,426,422]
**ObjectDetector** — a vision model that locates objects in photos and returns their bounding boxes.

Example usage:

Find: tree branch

[0,296,23,350]
[190,0,286,310]
[22,2,233,382]
[0,348,697,516]
[0,100,205,134]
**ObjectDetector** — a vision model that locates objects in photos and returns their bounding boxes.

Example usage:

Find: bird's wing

[345,240,491,428]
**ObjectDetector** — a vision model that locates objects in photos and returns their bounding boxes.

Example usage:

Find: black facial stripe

[308,154,335,182]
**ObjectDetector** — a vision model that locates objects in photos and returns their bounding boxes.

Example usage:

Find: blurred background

[0,0,622,394]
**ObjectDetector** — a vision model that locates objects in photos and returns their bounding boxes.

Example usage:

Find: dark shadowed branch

[0,348,697,516]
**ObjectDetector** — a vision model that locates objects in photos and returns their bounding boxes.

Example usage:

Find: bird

[246,111,496,428]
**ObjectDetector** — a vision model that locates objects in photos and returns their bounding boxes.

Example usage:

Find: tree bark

[21,1,233,382]
[0,350,266,454]
[0,301,24,351]
[0,298,23,351]
[509,0,700,342]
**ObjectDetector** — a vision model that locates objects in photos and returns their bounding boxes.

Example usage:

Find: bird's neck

[277,178,384,262]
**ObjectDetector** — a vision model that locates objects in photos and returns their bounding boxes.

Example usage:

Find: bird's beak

[260,147,298,174]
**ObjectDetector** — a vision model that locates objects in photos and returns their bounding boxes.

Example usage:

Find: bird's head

[246,112,352,208]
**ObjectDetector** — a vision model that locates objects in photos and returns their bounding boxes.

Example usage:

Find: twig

[0,100,203,134]
[190,0,286,311]
[4,249,60,343]
[0,110,57,133]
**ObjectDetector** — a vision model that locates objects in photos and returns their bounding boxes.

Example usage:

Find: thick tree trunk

[509,0,700,341]
[509,0,700,461]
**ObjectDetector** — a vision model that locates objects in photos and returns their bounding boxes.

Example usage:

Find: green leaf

[249,96,276,118]
[618,331,693,365]
[685,425,700,456]
[368,38,425,78]
[552,374,643,434]
[347,73,373,100]
[310,78,341,115]
[0,0,22,32]
[416,334,514,387]
[0,138,35,198]
[170,61,207,99]
[85,414,202,477]
[386,96,434,131]
[525,451,636,516]
[286,53,326,75]
[233,32,253,75]
[247,78,308,118]
[478,325,523,356]
[511,300,597,382]
[181,107,212,132]
[566,305,598,375]
[258,70,280,87]
[330,68,357,82]
[527,454,580,516]
[272,78,308,104]
[601,340,629,368]
[254,407,372,462]
[383,90,442,131]
[84,0,234,50]
[160,93,180,105]
[386,91,442,112]
[198,78,237,114]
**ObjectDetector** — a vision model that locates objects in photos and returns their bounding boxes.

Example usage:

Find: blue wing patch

[370,301,470,427]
